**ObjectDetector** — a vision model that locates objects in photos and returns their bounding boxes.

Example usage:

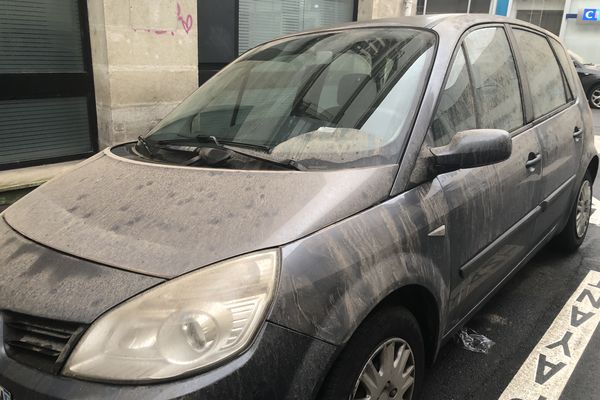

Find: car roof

[277,14,560,42]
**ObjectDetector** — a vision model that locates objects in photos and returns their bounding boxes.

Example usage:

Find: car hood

[4,150,398,278]
[0,217,163,323]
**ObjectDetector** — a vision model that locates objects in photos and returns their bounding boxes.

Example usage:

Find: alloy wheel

[351,338,416,400]
[592,88,600,109]
[576,180,592,238]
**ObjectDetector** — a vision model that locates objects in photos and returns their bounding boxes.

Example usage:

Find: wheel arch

[588,155,598,183]
[373,284,441,366]
[587,80,600,97]
[315,283,442,400]
[323,282,442,371]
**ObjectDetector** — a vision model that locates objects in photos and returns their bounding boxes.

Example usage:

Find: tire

[590,84,600,110]
[554,171,593,252]
[319,306,425,400]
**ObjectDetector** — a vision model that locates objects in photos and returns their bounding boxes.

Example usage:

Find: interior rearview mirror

[429,129,512,173]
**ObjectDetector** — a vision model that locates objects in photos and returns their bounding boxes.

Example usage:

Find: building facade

[1,0,202,172]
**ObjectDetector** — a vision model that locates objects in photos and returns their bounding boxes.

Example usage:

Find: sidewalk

[593,108,600,133]
[0,160,80,211]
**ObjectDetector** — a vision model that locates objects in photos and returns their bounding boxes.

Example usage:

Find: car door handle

[573,127,583,139]
[526,153,542,169]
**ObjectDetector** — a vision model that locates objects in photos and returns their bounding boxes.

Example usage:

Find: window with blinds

[0,0,84,73]
[238,0,354,54]
[0,98,92,165]
[0,0,95,168]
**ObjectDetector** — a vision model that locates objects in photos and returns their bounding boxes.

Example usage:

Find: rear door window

[463,27,524,133]
[513,29,567,118]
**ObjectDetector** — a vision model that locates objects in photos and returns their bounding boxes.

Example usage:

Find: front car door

[429,25,544,329]
[509,27,584,239]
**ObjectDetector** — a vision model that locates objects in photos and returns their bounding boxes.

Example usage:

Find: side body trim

[459,205,542,278]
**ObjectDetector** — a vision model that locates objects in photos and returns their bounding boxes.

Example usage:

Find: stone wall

[87,0,198,148]
[357,0,417,21]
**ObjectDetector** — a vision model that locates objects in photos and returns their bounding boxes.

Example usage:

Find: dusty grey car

[0,14,597,400]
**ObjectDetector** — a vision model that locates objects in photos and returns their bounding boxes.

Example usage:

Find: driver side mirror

[429,129,512,174]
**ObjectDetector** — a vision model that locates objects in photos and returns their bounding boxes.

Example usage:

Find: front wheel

[319,307,424,400]
[554,171,593,252]
[590,84,600,109]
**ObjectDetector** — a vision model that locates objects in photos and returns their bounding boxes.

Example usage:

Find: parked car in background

[570,50,600,109]
[0,14,598,400]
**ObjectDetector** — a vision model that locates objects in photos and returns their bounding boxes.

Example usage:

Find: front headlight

[64,250,279,382]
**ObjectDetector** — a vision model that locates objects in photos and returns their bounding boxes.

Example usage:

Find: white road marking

[594,136,600,153]
[591,197,600,227]
[499,270,600,400]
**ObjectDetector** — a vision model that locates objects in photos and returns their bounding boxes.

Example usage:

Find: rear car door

[510,28,583,239]
[430,26,544,329]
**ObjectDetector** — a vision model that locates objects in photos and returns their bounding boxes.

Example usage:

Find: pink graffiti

[136,3,193,35]
[177,3,193,34]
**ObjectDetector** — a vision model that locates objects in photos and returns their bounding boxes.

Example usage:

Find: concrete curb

[0,160,82,207]
[0,161,80,194]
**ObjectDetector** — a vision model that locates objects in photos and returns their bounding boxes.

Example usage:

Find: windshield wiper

[134,136,198,159]
[154,135,306,171]
[136,136,154,156]
[172,134,272,152]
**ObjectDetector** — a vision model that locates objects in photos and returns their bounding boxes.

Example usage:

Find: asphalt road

[422,109,600,400]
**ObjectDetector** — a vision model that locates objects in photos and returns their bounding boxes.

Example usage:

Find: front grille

[2,311,86,374]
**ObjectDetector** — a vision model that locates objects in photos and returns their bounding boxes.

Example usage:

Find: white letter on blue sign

[583,9,596,20]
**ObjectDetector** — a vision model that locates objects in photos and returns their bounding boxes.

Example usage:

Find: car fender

[268,180,450,347]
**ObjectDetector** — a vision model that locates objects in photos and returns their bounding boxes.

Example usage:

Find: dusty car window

[549,38,575,101]
[513,29,567,119]
[464,27,523,132]
[143,28,436,169]
[431,47,476,146]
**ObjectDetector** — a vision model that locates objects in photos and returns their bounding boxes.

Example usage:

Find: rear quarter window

[549,37,576,101]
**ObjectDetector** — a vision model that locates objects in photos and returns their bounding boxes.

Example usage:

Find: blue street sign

[582,8,600,21]
[495,0,510,16]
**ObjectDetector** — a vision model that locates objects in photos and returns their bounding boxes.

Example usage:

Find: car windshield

[142,28,436,170]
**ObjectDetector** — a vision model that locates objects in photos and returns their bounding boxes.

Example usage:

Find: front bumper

[0,319,337,400]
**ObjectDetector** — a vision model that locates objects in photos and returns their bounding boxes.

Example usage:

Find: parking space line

[499,270,600,400]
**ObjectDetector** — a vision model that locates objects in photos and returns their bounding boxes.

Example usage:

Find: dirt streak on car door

[440,127,544,330]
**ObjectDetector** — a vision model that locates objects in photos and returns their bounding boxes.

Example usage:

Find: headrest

[337,73,371,106]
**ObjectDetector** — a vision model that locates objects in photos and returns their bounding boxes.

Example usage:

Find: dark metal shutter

[0,0,97,169]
